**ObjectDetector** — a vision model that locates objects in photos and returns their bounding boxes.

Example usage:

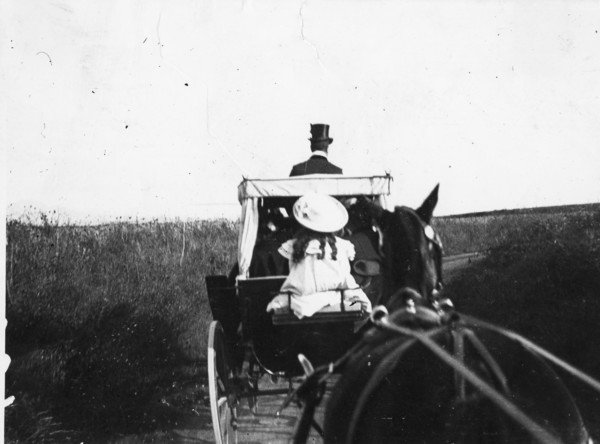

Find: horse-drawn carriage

[205,175,392,442]
[206,175,600,444]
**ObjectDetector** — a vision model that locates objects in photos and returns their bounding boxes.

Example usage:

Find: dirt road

[169,377,328,443]
[442,251,484,282]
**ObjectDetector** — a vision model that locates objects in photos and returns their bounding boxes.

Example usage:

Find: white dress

[267,236,371,318]
[278,236,360,296]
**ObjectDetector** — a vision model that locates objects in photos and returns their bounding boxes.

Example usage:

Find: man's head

[309,123,333,152]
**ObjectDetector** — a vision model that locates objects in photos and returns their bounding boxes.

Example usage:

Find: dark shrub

[444,209,600,436]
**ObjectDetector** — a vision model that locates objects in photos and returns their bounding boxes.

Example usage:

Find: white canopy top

[237,174,392,202]
[236,174,393,279]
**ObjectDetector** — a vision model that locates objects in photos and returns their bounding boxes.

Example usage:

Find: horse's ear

[416,184,439,224]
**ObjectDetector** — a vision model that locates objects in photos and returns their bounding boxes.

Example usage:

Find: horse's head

[354,185,443,312]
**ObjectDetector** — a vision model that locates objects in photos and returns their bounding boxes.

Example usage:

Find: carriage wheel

[208,320,236,444]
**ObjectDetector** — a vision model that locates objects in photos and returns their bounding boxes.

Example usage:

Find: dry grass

[5,218,237,442]
[433,203,600,256]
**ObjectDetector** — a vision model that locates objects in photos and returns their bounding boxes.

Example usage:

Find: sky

[2,0,600,222]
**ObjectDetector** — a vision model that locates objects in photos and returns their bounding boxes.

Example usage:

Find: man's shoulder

[291,159,310,169]
[289,160,309,176]
[317,158,343,174]
[289,157,343,176]
[327,161,343,174]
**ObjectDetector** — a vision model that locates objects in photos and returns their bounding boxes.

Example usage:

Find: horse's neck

[380,216,430,308]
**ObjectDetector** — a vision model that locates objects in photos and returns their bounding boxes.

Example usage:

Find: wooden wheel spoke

[217,377,227,393]
[208,321,235,444]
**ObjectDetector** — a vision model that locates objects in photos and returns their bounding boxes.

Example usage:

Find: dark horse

[318,185,593,444]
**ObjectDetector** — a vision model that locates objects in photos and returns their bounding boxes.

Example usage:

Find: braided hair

[291,228,338,263]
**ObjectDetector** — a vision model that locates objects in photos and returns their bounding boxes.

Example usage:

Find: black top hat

[309,123,333,144]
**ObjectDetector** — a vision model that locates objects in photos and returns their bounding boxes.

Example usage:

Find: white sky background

[3,0,600,222]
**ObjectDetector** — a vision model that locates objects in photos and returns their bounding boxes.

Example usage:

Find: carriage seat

[267,289,369,325]
[271,298,366,325]
[237,276,368,327]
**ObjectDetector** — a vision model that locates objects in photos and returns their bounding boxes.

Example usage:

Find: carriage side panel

[205,275,240,351]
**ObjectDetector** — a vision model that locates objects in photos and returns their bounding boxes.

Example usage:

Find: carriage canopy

[237,174,393,279]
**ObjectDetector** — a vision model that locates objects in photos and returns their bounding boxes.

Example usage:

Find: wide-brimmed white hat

[293,193,348,233]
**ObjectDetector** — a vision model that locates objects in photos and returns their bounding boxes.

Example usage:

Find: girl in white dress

[269,193,371,318]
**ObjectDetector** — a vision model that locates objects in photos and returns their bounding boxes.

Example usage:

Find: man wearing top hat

[289,124,343,176]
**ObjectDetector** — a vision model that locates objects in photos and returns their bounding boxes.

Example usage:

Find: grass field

[5,203,600,441]
[6,218,238,442]
[433,202,600,256]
